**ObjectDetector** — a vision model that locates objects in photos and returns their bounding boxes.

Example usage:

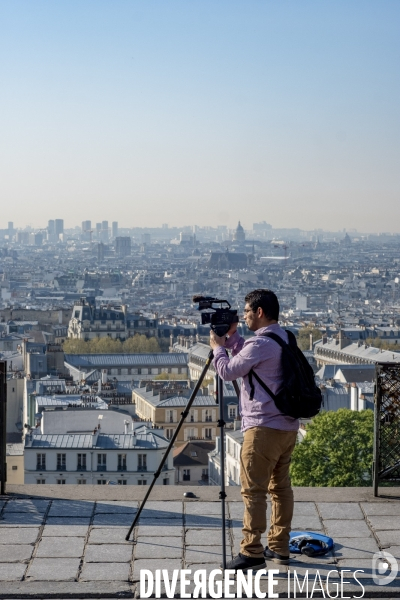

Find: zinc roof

[64,353,188,368]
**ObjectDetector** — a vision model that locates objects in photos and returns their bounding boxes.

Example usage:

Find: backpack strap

[247,331,288,400]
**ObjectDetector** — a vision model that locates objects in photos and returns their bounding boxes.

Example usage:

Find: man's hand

[210,330,226,350]
[227,322,238,337]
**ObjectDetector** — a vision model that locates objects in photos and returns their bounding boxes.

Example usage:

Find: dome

[233,221,245,242]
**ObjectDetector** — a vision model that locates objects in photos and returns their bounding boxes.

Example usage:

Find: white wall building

[24,411,174,485]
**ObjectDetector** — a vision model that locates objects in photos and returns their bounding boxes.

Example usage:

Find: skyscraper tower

[55,219,64,236]
[112,221,118,238]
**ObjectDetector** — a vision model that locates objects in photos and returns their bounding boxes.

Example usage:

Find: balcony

[56,466,67,471]
[137,466,147,472]
[117,466,127,472]
[77,466,87,471]
[96,466,107,472]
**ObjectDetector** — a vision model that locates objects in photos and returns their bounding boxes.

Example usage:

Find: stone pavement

[0,486,400,598]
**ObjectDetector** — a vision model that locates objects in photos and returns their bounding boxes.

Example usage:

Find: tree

[297,327,322,351]
[290,408,374,487]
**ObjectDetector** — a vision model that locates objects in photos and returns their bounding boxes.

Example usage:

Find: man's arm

[212,337,270,382]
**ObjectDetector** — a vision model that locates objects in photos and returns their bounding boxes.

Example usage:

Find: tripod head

[192,295,239,337]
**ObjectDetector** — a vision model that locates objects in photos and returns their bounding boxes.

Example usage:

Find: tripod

[125,349,239,569]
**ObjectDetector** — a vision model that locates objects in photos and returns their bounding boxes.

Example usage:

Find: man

[210,289,299,572]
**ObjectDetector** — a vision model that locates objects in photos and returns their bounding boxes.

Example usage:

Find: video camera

[192,296,239,337]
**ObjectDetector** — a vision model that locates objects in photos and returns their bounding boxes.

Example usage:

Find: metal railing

[374,363,400,495]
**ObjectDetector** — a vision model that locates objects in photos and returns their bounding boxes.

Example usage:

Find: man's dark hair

[245,289,279,320]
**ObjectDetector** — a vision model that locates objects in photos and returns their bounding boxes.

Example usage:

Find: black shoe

[223,553,266,572]
[264,547,290,565]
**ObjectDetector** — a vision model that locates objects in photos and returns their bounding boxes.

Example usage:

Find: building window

[56,479,66,484]
[138,454,147,471]
[163,478,169,485]
[201,468,208,481]
[37,479,45,484]
[138,479,147,485]
[118,480,127,485]
[77,479,86,484]
[205,428,212,440]
[97,454,107,471]
[12,465,18,471]
[36,453,46,470]
[183,469,190,481]
[57,454,66,470]
[229,406,237,419]
[118,454,127,471]
[77,453,87,471]
[97,480,107,485]
[166,428,174,440]
[204,410,212,422]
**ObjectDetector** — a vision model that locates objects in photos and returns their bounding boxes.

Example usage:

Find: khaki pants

[240,426,297,558]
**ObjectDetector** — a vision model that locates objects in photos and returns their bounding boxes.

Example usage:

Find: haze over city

[1,0,399,232]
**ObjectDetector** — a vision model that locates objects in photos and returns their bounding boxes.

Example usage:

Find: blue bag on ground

[289,531,334,557]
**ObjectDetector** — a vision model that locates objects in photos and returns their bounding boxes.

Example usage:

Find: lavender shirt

[213,323,299,432]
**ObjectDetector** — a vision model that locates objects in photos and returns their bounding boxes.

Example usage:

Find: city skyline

[1,1,399,232]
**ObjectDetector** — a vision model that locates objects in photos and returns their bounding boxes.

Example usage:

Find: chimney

[322,335,327,345]
[309,333,313,351]
[350,383,358,411]
[101,369,107,384]
[233,418,241,431]
[124,420,129,435]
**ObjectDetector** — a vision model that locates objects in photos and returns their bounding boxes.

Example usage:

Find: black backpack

[247,330,322,419]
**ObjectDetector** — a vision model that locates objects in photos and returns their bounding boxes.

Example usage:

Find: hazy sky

[1,1,399,232]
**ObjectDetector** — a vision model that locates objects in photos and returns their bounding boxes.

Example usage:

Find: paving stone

[135,540,182,559]
[366,515,400,530]
[4,499,49,514]
[333,537,380,559]
[361,502,400,516]
[184,514,223,528]
[0,527,40,544]
[85,543,132,562]
[0,544,34,562]
[290,516,323,530]
[228,502,246,519]
[383,545,400,558]
[184,563,225,574]
[336,559,375,577]
[46,516,91,527]
[42,524,89,537]
[95,500,138,513]
[27,558,80,581]
[0,563,26,581]
[293,502,319,516]
[0,512,44,526]
[131,558,182,581]
[374,529,400,547]
[185,502,222,516]
[317,502,364,520]
[0,581,133,596]
[137,524,183,537]
[92,512,133,526]
[80,562,130,581]
[48,500,94,517]
[185,547,225,564]
[324,519,373,538]
[142,501,182,517]
[289,561,337,575]
[36,536,85,558]
[185,528,229,546]
[89,527,132,544]
[290,551,335,563]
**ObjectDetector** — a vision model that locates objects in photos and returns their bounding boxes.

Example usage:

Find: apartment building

[133,381,239,446]
[24,417,173,485]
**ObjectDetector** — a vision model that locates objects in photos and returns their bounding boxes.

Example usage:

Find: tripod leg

[125,350,214,541]
[216,374,227,569]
